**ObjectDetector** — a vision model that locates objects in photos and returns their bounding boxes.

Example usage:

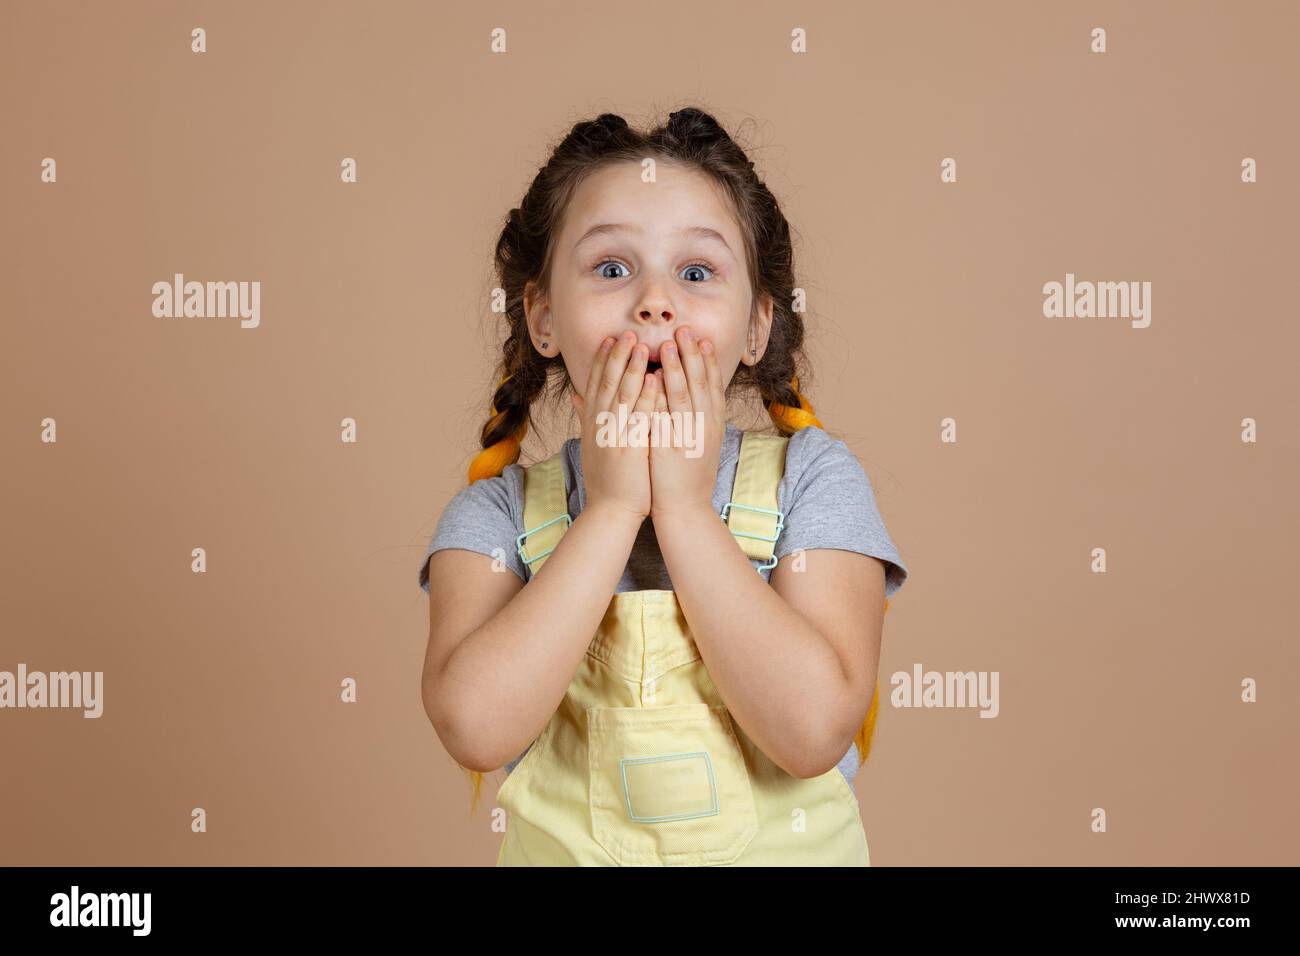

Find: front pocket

[587,702,759,866]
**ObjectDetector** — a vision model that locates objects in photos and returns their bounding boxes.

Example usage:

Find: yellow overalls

[495,429,875,866]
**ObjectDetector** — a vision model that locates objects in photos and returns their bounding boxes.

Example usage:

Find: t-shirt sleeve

[418,467,527,593]
[773,427,909,599]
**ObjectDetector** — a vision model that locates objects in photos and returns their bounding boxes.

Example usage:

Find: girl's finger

[632,371,656,443]
[676,328,710,420]
[585,335,615,411]
[701,338,723,410]
[653,370,672,443]
[617,342,649,422]
[659,338,690,418]
[594,331,636,414]
[632,369,656,419]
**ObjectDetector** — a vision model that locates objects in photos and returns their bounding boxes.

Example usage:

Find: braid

[467,323,552,478]
[765,373,822,434]
[855,680,884,765]
[468,374,530,483]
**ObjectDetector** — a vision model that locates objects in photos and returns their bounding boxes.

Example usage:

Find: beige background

[2,0,1297,866]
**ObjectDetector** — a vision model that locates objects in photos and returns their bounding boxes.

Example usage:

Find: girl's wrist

[650,499,717,526]
[582,499,650,529]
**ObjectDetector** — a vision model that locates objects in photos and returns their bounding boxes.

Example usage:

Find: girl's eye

[592,260,717,281]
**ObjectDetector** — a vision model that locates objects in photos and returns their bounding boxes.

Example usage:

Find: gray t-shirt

[419,421,909,782]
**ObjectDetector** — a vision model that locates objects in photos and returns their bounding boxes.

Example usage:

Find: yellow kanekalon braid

[765,373,822,435]
[766,374,891,768]
[467,373,530,484]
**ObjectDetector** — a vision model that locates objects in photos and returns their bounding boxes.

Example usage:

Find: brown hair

[425,107,887,813]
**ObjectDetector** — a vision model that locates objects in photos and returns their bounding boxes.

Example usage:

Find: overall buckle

[515,513,572,566]
[719,501,784,573]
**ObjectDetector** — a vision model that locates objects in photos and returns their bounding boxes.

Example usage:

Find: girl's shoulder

[448,460,527,517]
[780,423,875,489]
[419,461,529,591]
[784,420,851,459]
[774,423,910,600]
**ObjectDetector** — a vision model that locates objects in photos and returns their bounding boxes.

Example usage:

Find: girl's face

[524,159,773,398]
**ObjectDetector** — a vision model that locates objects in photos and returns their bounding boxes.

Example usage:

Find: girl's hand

[571,331,659,521]
[649,326,726,521]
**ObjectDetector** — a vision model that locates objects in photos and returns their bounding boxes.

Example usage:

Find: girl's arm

[654,502,886,779]
[421,501,643,773]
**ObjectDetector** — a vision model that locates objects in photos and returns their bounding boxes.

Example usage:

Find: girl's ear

[522,283,553,358]
[749,293,776,361]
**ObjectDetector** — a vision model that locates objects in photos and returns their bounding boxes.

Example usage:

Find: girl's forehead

[574,160,724,208]
[562,165,743,250]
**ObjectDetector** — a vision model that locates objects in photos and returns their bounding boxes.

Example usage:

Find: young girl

[420,108,908,866]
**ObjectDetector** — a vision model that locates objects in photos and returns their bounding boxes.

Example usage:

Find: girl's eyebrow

[573,222,734,258]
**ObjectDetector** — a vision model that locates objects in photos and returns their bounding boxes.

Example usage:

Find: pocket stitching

[620,751,719,822]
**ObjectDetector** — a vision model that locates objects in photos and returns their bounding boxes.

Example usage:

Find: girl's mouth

[646,359,662,374]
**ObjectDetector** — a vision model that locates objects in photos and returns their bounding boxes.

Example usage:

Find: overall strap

[516,452,571,576]
[722,431,789,571]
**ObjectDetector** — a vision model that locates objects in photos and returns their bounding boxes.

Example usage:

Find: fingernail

[663,343,676,357]
[602,337,613,350]
[680,328,694,342]
[701,340,712,354]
